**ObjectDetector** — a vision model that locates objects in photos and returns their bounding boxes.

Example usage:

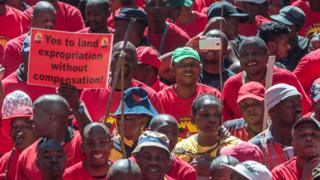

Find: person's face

[110,52,136,80]
[154,123,178,151]
[136,147,170,180]
[37,142,66,179]
[85,3,109,33]
[193,101,221,137]
[201,37,228,64]
[133,64,155,85]
[116,114,148,141]
[225,16,240,40]
[33,106,50,138]
[173,58,201,86]
[308,35,320,53]
[239,98,264,126]
[274,34,290,60]
[144,0,169,23]
[292,122,320,159]
[312,100,320,120]
[82,126,112,167]
[211,166,234,180]
[114,20,145,47]
[239,43,268,76]
[240,2,267,22]
[32,10,56,30]
[270,95,302,126]
[11,118,36,151]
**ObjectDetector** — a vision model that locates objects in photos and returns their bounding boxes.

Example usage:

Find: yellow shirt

[173,134,241,163]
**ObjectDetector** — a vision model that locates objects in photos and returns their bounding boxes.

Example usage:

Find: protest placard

[28,28,113,89]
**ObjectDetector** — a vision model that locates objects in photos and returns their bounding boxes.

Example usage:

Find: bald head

[83,122,110,139]
[33,95,69,116]
[149,114,177,130]
[33,1,55,17]
[32,1,56,29]
[239,36,268,54]
[107,159,142,180]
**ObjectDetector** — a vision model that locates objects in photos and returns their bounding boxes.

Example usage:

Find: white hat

[265,83,301,112]
[223,160,272,180]
[2,90,32,118]
[237,0,267,4]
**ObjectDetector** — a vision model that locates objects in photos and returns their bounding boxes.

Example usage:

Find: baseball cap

[265,83,301,112]
[171,47,200,64]
[221,142,264,163]
[223,160,272,180]
[293,116,320,130]
[237,0,267,4]
[113,87,158,118]
[207,1,249,22]
[2,90,32,118]
[132,131,171,156]
[237,82,265,103]
[311,77,320,102]
[115,8,148,27]
[137,46,161,69]
[270,6,305,27]
[169,0,193,7]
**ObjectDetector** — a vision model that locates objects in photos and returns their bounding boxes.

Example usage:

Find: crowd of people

[1,0,320,179]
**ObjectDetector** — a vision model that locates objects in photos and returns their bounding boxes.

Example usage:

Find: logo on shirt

[306,23,320,37]
[178,117,197,140]
[100,37,109,48]
[0,35,9,47]
[34,32,43,43]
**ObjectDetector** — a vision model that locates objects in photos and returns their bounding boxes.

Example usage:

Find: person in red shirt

[106,159,142,180]
[2,0,56,77]
[80,41,159,131]
[20,0,85,33]
[64,123,113,180]
[144,0,190,55]
[36,138,67,180]
[237,0,269,36]
[170,0,208,38]
[0,106,36,180]
[15,95,83,180]
[223,81,265,141]
[79,0,113,34]
[272,117,320,180]
[133,46,167,92]
[222,36,311,121]
[148,114,197,180]
[156,47,221,139]
[292,0,320,37]
[132,131,175,180]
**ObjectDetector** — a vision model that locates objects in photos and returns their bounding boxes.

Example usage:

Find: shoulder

[132,79,157,95]
[271,157,297,179]
[64,161,83,178]
[222,73,242,89]
[4,34,27,50]
[168,22,190,39]
[173,135,196,153]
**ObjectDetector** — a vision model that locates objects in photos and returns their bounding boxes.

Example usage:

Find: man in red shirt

[272,117,320,179]
[156,47,221,139]
[170,0,208,38]
[224,81,265,141]
[20,0,85,33]
[64,123,112,180]
[106,159,142,180]
[222,36,311,121]
[133,46,167,92]
[148,114,197,180]
[2,1,56,77]
[144,0,190,54]
[15,95,83,180]
[36,139,67,180]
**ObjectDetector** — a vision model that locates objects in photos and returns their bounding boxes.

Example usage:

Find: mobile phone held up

[199,38,222,50]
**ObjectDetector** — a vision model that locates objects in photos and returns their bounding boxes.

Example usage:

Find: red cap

[1,106,33,137]
[256,15,271,28]
[237,82,265,103]
[136,46,161,68]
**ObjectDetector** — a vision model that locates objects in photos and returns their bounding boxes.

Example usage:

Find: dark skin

[133,64,158,86]
[114,20,146,47]
[269,95,302,146]
[107,159,142,180]
[267,34,290,60]
[85,0,110,33]
[82,124,112,177]
[144,0,169,34]
[11,118,37,151]
[0,0,6,16]
[176,6,196,25]
[309,0,320,12]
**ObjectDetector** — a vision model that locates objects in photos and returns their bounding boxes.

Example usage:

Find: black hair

[257,21,290,44]
[192,94,221,115]
[86,0,110,15]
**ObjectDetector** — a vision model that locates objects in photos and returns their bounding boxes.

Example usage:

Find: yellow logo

[0,36,9,47]
[100,37,109,48]
[34,32,43,43]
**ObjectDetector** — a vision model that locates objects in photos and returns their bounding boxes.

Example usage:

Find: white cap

[237,0,267,4]
[223,161,272,180]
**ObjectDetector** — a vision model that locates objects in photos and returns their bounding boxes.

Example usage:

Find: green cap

[169,0,193,7]
[171,47,201,64]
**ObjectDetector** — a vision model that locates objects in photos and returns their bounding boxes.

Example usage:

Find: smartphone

[199,38,222,50]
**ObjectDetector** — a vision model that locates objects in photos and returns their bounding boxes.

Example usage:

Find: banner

[28,28,113,89]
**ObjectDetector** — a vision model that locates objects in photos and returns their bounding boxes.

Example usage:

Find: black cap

[115,7,148,27]
[270,6,305,28]
[207,1,249,23]
[293,116,320,130]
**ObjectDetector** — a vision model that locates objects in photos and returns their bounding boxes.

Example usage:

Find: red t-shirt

[292,0,320,36]
[24,0,38,6]
[15,131,83,180]
[222,67,312,121]
[293,48,320,97]
[0,129,13,157]
[151,78,168,92]
[63,161,108,180]
[20,1,85,33]
[193,0,207,12]
[1,33,27,77]
[146,22,190,55]
[204,0,218,7]
[271,157,302,180]
[168,156,197,180]
[239,23,258,36]
[0,150,20,180]
[175,11,208,38]
[156,83,221,138]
